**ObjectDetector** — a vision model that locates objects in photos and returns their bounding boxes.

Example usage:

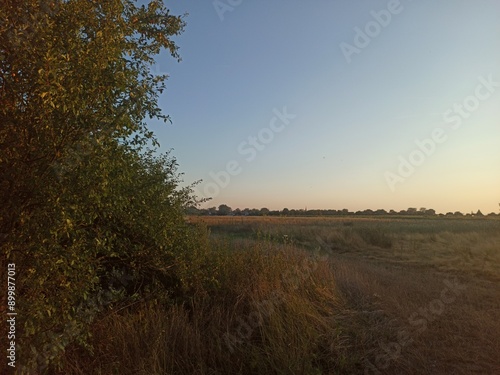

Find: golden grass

[202,215,500,374]
[61,239,350,374]
[330,254,500,374]
[195,215,500,281]
[60,215,500,374]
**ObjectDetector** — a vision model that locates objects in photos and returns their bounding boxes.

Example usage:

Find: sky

[147,0,500,214]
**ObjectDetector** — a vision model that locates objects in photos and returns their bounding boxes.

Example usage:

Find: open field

[58,215,500,374]
[192,215,500,281]
[190,215,500,374]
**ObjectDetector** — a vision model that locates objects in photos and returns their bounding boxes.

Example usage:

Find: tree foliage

[0,0,204,372]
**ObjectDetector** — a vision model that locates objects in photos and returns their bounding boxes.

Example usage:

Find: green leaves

[1,0,192,372]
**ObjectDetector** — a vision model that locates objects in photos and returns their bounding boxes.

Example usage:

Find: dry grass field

[61,215,500,374]
[64,238,347,374]
[189,215,500,374]
[193,215,500,281]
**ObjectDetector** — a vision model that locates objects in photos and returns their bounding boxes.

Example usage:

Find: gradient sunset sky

[148,0,500,214]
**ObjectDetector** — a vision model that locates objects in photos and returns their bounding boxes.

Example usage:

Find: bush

[0,1,189,371]
[4,142,206,371]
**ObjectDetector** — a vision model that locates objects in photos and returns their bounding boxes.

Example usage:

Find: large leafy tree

[0,0,201,371]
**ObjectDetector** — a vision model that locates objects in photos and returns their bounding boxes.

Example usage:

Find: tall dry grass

[61,238,351,374]
[188,215,500,374]
[59,216,500,374]
[198,215,500,281]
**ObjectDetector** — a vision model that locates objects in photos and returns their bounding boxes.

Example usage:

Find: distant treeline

[187,205,499,218]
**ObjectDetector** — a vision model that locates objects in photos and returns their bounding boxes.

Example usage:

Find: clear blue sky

[148,0,500,214]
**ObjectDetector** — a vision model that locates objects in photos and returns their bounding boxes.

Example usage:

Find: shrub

[0,0,190,371]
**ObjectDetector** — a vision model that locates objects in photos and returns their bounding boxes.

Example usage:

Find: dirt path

[329,253,500,375]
